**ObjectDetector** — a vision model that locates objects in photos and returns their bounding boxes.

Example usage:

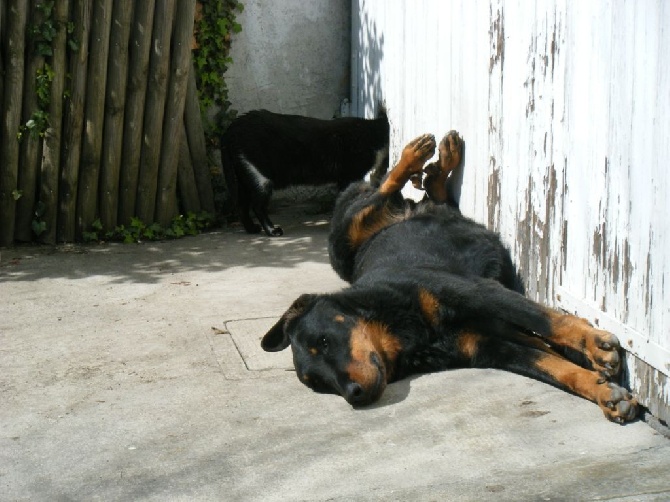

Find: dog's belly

[352,211,517,289]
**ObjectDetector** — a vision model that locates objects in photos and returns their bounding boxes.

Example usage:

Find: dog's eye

[318,335,329,352]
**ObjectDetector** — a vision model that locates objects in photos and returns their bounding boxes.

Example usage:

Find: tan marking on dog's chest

[418,288,440,327]
[457,332,483,359]
[347,204,407,249]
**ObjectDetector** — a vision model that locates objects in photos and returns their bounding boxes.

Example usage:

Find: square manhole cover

[227,317,294,371]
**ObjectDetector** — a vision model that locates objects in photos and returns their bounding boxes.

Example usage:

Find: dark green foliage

[193,0,244,138]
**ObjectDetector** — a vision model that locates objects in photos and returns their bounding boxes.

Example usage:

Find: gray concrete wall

[225,0,351,119]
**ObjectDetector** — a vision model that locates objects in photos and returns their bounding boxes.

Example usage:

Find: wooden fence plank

[15,2,45,242]
[155,0,196,226]
[59,0,92,242]
[118,0,156,226]
[39,0,69,244]
[0,2,4,107]
[135,0,175,224]
[184,61,215,213]
[177,124,200,213]
[76,0,113,237]
[0,1,28,247]
[99,1,134,230]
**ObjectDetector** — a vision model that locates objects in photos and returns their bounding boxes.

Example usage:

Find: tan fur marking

[418,288,440,326]
[543,307,621,375]
[347,204,406,249]
[457,332,483,359]
[379,133,436,195]
[347,319,401,386]
[334,315,345,323]
[544,308,592,348]
[309,347,318,356]
[534,352,601,401]
[534,352,637,422]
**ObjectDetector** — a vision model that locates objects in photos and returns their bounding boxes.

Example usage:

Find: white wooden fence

[352,0,669,423]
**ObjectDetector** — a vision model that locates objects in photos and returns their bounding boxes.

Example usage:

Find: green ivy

[193,0,244,138]
[83,212,215,244]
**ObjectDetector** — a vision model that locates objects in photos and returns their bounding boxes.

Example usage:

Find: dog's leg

[378,134,436,195]
[253,205,283,237]
[345,134,436,249]
[422,131,463,204]
[237,191,262,234]
[455,332,638,423]
[329,134,437,281]
[541,309,623,379]
[235,153,283,236]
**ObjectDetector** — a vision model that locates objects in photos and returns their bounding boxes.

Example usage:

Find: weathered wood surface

[135,0,175,224]
[16,2,46,242]
[99,1,134,230]
[77,0,113,238]
[0,0,214,244]
[118,0,156,226]
[59,0,93,242]
[39,0,70,244]
[352,0,670,422]
[155,0,196,226]
[184,62,215,214]
[0,1,28,246]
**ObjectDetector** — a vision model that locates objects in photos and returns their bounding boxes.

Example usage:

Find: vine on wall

[193,0,244,140]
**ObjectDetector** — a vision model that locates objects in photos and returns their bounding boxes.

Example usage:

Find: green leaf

[32,220,47,236]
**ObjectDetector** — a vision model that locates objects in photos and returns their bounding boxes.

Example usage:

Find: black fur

[261,135,638,423]
[221,110,389,236]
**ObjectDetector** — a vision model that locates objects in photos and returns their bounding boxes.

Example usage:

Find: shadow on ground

[0,200,335,285]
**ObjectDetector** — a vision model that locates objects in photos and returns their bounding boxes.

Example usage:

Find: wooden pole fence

[0,0,215,245]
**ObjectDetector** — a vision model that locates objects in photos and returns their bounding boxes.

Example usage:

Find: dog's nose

[345,381,365,404]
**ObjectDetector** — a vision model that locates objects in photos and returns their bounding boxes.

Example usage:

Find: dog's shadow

[446,138,466,208]
[356,375,422,410]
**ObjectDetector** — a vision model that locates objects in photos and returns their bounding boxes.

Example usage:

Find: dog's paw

[546,311,622,379]
[438,130,463,173]
[380,134,436,195]
[584,328,621,378]
[400,133,436,176]
[596,382,638,424]
[270,225,284,237]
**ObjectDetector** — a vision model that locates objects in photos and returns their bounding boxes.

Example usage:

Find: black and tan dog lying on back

[262,131,638,423]
[221,110,389,236]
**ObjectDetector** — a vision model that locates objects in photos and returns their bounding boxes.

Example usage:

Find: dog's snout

[345,381,365,404]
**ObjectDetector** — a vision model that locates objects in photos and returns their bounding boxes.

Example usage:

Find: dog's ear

[261,294,317,352]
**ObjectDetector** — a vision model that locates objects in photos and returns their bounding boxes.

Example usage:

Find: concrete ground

[1,199,669,502]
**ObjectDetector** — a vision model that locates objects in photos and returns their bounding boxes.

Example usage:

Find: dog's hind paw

[597,382,638,424]
[266,225,283,237]
[380,134,436,195]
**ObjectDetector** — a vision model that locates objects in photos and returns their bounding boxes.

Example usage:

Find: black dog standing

[221,110,389,236]
[262,132,638,423]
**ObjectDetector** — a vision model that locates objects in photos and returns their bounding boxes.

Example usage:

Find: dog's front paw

[596,382,638,424]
